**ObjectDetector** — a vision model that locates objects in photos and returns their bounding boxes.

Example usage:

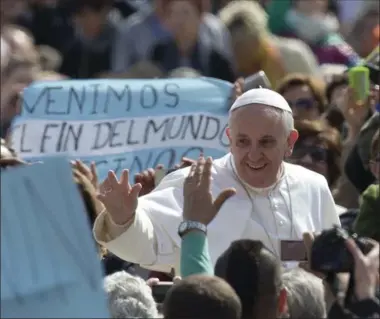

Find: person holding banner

[93,88,340,275]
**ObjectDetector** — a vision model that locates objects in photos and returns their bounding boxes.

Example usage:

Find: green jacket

[354,184,380,242]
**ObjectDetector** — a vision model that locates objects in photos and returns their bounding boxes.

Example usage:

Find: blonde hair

[218,0,268,37]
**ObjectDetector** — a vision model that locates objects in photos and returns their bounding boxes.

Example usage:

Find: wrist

[108,211,136,227]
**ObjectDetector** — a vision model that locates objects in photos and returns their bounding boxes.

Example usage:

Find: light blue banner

[0,158,109,318]
[11,78,232,182]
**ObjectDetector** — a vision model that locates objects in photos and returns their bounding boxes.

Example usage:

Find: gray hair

[168,67,201,78]
[104,271,160,318]
[229,104,294,136]
[282,268,326,319]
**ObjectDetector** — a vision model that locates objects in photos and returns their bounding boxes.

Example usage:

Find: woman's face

[288,136,329,180]
[282,84,321,121]
[165,0,201,45]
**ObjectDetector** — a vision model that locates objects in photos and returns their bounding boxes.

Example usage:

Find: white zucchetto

[230,88,292,114]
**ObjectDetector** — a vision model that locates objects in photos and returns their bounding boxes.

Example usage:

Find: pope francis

[93,88,340,274]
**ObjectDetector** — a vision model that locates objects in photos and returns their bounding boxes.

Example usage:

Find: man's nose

[247,145,261,161]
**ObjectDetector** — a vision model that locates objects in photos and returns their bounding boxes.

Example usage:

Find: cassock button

[279,220,284,226]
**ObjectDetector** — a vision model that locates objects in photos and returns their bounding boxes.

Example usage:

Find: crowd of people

[1,0,380,318]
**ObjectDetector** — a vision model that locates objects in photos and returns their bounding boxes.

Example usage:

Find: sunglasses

[292,146,328,163]
[287,98,315,110]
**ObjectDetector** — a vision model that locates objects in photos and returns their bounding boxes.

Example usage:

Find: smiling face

[227,105,298,188]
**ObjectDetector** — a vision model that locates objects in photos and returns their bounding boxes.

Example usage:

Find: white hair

[104,271,160,319]
[229,104,294,136]
[219,0,268,35]
[282,268,326,319]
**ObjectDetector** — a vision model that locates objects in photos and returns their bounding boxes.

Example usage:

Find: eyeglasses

[292,146,328,163]
[287,98,315,110]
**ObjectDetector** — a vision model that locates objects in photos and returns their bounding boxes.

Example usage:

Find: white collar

[229,156,285,195]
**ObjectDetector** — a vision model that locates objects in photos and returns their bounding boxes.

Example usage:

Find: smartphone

[151,282,173,304]
[348,66,370,104]
[280,240,307,262]
[243,70,272,92]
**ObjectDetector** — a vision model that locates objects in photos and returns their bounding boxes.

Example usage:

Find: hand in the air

[346,238,379,301]
[134,165,164,196]
[183,156,236,225]
[97,170,142,225]
[71,160,99,191]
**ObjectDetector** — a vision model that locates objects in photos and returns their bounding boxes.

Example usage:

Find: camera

[310,226,373,274]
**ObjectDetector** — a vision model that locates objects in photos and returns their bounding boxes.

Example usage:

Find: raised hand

[97,170,142,225]
[72,160,99,191]
[346,238,379,300]
[134,165,164,196]
[183,156,236,225]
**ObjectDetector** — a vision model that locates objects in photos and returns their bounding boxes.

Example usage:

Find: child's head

[369,128,380,180]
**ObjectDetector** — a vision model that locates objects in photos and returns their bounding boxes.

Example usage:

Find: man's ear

[277,287,288,316]
[286,130,299,157]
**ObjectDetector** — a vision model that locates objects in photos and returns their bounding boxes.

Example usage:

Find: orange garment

[372,25,379,50]
[250,38,286,88]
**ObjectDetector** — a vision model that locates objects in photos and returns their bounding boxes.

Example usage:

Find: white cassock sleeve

[93,169,188,273]
[319,177,341,229]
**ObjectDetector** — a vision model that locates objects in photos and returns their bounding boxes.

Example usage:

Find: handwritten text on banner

[11,78,232,181]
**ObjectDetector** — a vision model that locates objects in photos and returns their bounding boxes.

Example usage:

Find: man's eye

[237,139,249,147]
[260,139,276,147]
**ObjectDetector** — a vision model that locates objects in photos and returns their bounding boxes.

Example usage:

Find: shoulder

[285,163,329,188]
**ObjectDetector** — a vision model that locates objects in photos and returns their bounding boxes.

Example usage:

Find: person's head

[104,271,159,318]
[289,120,341,187]
[282,268,326,319]
[215,240,287,319]
[219,1,269,76]
[347,7,379,58]
[1,26,39,138]
[369,129,380,180]
[168,67,201,78]
[162,0,203,52]
[163,275,242,319]
[325,74,349,107]
[227,88,298,188]
[276,73,327,121]
[65,0,113,39]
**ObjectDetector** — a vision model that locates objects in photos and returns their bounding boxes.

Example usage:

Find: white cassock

[94,152,340,275]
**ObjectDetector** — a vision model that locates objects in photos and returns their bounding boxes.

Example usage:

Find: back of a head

[104,271,159,318]
[282,268,326,319]
[168,67,201,78]
[163,275,241,319]
[215,240,281,319]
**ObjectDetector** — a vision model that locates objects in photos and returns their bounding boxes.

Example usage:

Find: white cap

[230,88,292,114]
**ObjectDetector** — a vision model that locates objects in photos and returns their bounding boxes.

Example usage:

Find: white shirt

[94,153,340,274]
